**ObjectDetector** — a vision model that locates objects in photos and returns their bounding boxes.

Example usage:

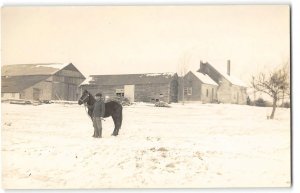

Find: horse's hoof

[111,133,118,136]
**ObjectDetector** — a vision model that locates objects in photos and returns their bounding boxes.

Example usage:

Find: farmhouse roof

[198,62,247,87]
[80,72,177,86]
[190,71,218,86]
[212,65,247,87]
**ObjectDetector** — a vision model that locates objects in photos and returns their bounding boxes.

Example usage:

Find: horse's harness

[80,93,105,121]
[79,93,89,104]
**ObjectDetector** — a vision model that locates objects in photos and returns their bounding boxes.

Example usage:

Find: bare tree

[177,53,191,105]
[251,63,290,119]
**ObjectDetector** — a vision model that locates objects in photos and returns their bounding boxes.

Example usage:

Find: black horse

[78,90,123,136]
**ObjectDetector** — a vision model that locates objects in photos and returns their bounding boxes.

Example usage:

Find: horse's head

[78,90,90,105]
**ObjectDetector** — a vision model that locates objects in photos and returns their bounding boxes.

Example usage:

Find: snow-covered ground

[1,102,291,188]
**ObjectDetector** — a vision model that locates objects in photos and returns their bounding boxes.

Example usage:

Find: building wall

[81,82,176,103]
[201,84,218,103]
[178,72,202,101]
[216,77,232,103]
[20,77,53,100]
[170,77,179,102]
[231,85,247,105]
[135,83,171,102]
[1,93,20,100]
[52,71,85,101]
[80,84,125,99]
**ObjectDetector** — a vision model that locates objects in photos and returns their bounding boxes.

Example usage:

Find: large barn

[80,73,179,103]
[1,63,85,101]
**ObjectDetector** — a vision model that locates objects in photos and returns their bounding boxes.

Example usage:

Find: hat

[95,93,102,97]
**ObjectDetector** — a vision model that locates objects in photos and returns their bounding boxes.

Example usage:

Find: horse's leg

[111,109,122,136]
[111,115,119,136]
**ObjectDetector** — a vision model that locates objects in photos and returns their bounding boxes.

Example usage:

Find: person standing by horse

[92,93,105,138]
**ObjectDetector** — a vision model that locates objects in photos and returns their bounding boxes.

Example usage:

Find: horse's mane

[86,91,96,106]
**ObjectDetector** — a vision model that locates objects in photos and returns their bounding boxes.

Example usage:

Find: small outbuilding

[178,71,219,103]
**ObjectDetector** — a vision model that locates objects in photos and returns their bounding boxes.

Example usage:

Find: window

[206,89,209,97]
[116,89,124,97]
[12,93,15,98]
[184,87,192,95]
[188,87,192,95]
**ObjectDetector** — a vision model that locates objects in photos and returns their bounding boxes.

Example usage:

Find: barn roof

[1,75,51,93]
[190,71,218,86]
[80,72,177,86]
[1,63,70,76]
[1,63,85,93]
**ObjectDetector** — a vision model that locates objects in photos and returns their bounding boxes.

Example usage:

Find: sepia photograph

[1,5,291,189]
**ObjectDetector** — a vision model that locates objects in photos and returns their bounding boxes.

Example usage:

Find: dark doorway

[33,88,41,101]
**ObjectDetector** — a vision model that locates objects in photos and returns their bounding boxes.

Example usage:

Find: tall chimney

[227,60,231,76]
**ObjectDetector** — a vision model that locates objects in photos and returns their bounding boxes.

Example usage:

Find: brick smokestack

[227,60,231,76]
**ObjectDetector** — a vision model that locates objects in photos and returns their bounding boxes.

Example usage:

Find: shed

[178,71,218,103]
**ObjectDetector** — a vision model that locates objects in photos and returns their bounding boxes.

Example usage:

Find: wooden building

[1,63,85,101]
[178,71,219,103]
[198,60,248,104]
[80,73,178,103]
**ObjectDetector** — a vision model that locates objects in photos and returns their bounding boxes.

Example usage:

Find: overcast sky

[1,5,290,85]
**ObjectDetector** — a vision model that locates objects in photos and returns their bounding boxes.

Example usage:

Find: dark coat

[92,99,105,117]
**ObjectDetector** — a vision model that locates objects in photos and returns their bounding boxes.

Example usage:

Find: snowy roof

[198,62,248,87]
[1,75,51,93]
[191,71,218,86]
[80,72,177,86]
[1,63,85,93]
[211,65,247,87]
[80,76,95,85]
[1,63,70,76]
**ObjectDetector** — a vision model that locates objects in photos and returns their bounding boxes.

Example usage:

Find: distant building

[178,71,219,103]
[80,73,179,103]
[1,63,85,101]
[179,60,248,104]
